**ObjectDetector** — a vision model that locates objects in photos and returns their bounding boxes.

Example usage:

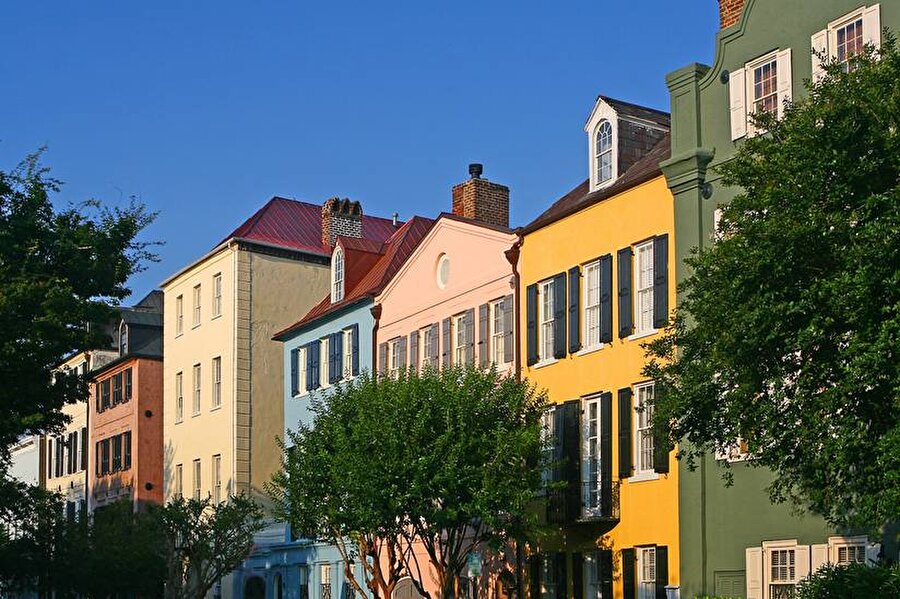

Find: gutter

[504,239,523,382]
[370,304,382,376]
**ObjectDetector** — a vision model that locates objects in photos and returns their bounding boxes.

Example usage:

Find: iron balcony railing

[547,479,620,525]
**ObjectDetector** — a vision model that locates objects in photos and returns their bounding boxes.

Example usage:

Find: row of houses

[10,1,897,598]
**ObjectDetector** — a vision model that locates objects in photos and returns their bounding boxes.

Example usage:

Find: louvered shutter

[80,427,87,471]
[308,340,321,390]
[600,392,613,518]
[398,335,408,369]
[526,284,538,366]
[810,544,829,573]
[502,294,514,363]
[552,273,567,359]
[548,407,566,524]
[795,544,811,582]
[655,546,668,599]
[478,303,490,367]
[811,29,828,82]
[653,385,671,474]
[572,552,584,599]
[618,388,633,478]
[599,550,614,599]
[617,248,633,338]
[430,323,440,364]
[562,399,582,522]
[350,323,360,376]
[47,439,53,478]
[554,553,567,599]
[863,5,881,50]
[729,67,747,140]
[745,547,762,599]
[652,235,668,328]
[465,308,475,365]
[776,48,793,119]
[622,548,636,599]
[330,332,343,384]
[599,254,613,343]
[290,348,299,395]
[95,384,100,413]
[378,342,388,375]
[442,318,451,368]
[409,330,419,371]
[568,266,581,353]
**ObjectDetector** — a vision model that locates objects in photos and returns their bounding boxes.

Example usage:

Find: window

[539,279,555,362]
[751,57,779,116]
[321,564,332,599]
[101,379,111,411]
[320,337,330,387]
[421,325,437,369]
[541,407,556,489]
[212,273,222,317]
[123,431,132,470]
[634,382,655,475]
[175,464,183,498]
[113,373,122,405]
[212,454,222,504]
[124,368,132,402]
[634,241,654,335]
[836,16,864,66]
[582,396,601,517]
[770,548,796,598]
[298,347,307,394]
[100,438,110,475]
[595,120,613,186]
[175,372,184,423]
[490,300,506,365]
[193,459,201,500]
[388,339,401,378]
[453,313,467,366]
[836,545,865,565]
[729,50,792,140]
[212,357,222,409]
[540,556,558,599]
[192,285,201,326]
[436,254,450,289]
[583,260,601,347]
[813,6,881,80]
[119,323,129,355]
[331,248,344,302]
[192,364,201,416]
[176,295,184,335]
[343,329,353,379]
[80,426,87,471]
[112,434,122,471]
[638,547,657,599]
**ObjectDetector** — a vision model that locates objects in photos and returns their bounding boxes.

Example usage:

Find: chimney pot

[468,163,483,179]
[452,164,510,229]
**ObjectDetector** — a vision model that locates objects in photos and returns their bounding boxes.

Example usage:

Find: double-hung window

[212,273,222,317]
[595,120,613,186]
[388,339,401,378]
[298,346,307,393]
[193,459,201,500]
[175,295,184,335]
[192,364,201,416]
[634,241,655,336]
[539,279,555,362]
[637,547,657,599]
[421,326,436,369]
[175,372,184,422]
[113,373,122,405]
[490,300,506,365]
[175,463,183,498]
[320,337,330,387]
[729,49,792,140]
[321,564,333,599]
[634,382,655,475]
[212,454,222,504]
[583,260,601,348]
[192,284,201,327]
[582,396,601,517]
[769,548,796,598]
[212,357,222,409]
[331,248,344,303]
[453,313,467,366]
[540,556,558,599]
[812,6,881,80]
[343,329,353,379]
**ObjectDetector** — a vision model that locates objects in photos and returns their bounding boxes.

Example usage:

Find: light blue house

[234,216,433,599]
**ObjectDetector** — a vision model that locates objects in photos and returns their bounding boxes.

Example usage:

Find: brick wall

[720,0,745,28]
[321,197,363,247]
[451,177,510,229]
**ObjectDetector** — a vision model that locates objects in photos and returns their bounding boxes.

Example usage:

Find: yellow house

[514,96,678,599]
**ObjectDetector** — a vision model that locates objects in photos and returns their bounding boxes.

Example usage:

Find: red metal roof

[219,196,398,255]
[273,216,435,340]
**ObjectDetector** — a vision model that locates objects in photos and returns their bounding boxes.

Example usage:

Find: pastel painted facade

[663,1,897,596]
[516,96,678,599]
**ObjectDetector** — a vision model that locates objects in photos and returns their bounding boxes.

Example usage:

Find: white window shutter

[776,48,793,119]
[811,544,829,573]
[865,542,881,565]
[746,547,763,599]
[811,29,828,83]
[795,545,811,581]
[863,5,881,50]
[729,67,747,140]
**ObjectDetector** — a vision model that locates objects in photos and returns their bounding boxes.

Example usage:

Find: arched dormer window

[595,120,613,186]
[119,321,129,356]
[331,247,344,303]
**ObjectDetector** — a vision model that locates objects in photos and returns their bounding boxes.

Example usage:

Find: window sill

[210,405,222,413]
[532,358,558,370]
[627,329,658,342]
[629,471,660,483]
[576,344,605,357]
[175,418,183,425]
[175,332,183,339]
[191,323,201,330]
[211,314,222,320]
[191,412,201,418]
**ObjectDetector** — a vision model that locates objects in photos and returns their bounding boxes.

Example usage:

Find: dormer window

[331,247,344,303]
[119,322,129,356]
[595,120,613,186]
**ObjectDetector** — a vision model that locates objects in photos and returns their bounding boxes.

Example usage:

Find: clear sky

[0,1,716,301]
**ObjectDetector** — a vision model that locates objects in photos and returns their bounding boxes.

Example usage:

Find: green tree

[157,494,266,599]
[271,366,548,599]
[644,36,900,529]
[796,562,900,599]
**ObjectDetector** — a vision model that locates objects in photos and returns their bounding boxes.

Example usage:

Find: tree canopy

[645,36,900,530]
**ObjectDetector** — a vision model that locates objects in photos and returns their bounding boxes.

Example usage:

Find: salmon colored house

[89,291,164,512]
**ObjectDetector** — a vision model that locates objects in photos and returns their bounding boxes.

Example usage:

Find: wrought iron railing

[547,479,620,524]
[769,583,796,599]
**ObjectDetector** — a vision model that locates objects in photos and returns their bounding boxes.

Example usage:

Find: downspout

[370,303,382,376]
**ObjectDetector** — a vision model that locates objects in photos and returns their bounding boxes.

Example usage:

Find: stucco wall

[9,436,41,487]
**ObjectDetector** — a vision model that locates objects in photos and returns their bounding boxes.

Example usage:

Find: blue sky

[0,1,716,300]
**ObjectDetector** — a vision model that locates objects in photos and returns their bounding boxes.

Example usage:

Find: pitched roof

[219,196,398,256]
[522,133,671,234]
[599,95,671,128]
[273,216,435,340]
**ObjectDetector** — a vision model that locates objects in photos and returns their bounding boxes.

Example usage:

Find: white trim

[584,99,619,192]
[539,279,555,362]
[582,259,602,348]
[576,344,605,357]
[532,358,559,370]
[331,246,344,303]
[581,395,603,518]
[633,240,655,336]
[634,381,655,476]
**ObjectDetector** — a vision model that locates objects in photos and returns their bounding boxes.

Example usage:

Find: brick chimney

[451,163,510,229]
[719,0,746,28]
[322,197,363,247]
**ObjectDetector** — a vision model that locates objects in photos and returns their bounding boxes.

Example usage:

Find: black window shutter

[655,545,669,599]
[330,332,343,384]
[599,254,613,343]
[350,323,360,375]
[398,335,408,369]
[617,247,633,338]
[502,295,514,364]
[568,266,581,353]
[529,555,541,599]
[378,342,388,375]
[94,441,99,477]
[600,549,614,599]
[430,323,440,363]
[47,439,53,478]
[409,330,419,371]
[554,553,567,599]
[442,317,452,368]
[653,234,669,329]
[572,552,584,599]
[125,368,132,401]
[465,308,475,365]
[562,399,582,522]
[621,548,636,599]
[290,349,299,395]
[653,384,670,474]
[308,340,321,390]
[95,384,100,413]
[618,387,634,478]
[526,284,538,366]
[548,406,566,524]
[124,431,132,470]
[553,273,567,359]
[600,392,613,518]
[80,426,87,471]
[478,303,489,367]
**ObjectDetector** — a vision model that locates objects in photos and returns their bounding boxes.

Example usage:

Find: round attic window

[436,254,450,289]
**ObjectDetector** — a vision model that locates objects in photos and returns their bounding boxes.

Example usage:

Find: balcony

[547,479,620,526]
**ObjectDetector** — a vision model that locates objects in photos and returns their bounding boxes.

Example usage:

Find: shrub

[796,562,900,599]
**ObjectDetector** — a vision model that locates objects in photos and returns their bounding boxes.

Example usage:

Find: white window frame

[583,260,602,349]
[211,357,222,409]
[175,463,183,498]
[634,241,655,336]
[637,546,657,599]
[421,326,436,369]
[192,284,201,327]
[453,313,467,366]
[331,247,344,303]
[768,547,797,596]
[813,5,881,80]
[388,338,401,378]
[343,329,353,379]
[490,299,506,365]
[748,53,780,120]
[321,563,333,599]
[730,49,793,140]
[828,536,868,566]
[581,395,602,518]
[594,120,614,187]
[539,279,555,363]
[634,382,656,478]
[212,454,222,504]
[192,364,201,416]
[298,346,307,394]
[320,337,330,388]
[212,273,222,318]
[175,372,184,423]
[540,406,556,490]
[175,295,184,336]
[583,551,605,599]
[192,458,201,500]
